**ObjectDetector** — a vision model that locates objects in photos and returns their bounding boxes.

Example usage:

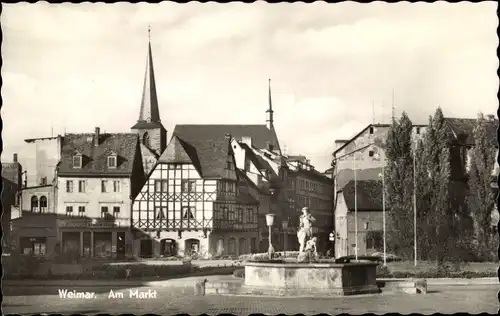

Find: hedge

[232,265,497,279]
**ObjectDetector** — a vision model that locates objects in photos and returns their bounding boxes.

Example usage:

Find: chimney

[94,127,100,147]
[13,153,18,163]
[242,136,253,147]
[224,133,231,140]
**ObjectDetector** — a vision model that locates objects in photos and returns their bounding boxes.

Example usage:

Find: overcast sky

[2,2,498,171]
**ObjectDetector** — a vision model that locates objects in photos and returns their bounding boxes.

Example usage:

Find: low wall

[243,261,380,296]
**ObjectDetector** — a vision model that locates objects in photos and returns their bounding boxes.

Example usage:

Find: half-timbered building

[132,132,260,258]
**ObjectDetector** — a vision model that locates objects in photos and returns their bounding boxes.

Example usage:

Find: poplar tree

[385,112,415,259]
[420,108,451,263]
[467,113,497,260]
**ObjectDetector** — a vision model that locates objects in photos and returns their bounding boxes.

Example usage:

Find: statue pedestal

[242,261,380,297]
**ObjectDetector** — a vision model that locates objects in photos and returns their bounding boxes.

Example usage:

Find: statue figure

[297,207,316,253]
[304,236,318,257]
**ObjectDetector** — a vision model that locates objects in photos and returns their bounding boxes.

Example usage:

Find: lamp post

[281,219,288,257]
[329,232,335,257]
[266,213,275,260]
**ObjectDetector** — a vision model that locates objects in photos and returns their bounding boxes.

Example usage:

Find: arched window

[143,132,150,148]
[228,237,236,255]
[31,196,39,212]
[39,196,48,213]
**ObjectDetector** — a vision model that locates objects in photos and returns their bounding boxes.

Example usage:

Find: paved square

[3,283,498,315]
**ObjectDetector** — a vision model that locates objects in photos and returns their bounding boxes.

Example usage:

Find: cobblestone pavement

[3,283,498,315]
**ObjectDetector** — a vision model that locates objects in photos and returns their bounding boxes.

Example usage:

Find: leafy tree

[467,113,497,260]
[385,112,416,259]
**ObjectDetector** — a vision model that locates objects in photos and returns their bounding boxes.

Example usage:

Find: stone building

[334,180,383,257]
[55,128,144,259]
[2,154,23,250]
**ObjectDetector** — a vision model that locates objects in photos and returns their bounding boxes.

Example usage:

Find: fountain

[242,208,381,296]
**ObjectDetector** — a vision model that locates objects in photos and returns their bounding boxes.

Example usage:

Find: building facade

[334,180,383,257]
[21,136,62,187]
[2,154,23,249]
[54,129,144,259]
[132,134,259,258]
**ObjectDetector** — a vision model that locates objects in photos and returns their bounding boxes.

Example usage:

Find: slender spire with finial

[132,26,160,126]
[266,78,274,130]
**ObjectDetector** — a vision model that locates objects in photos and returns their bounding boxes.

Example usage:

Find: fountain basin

[242,261,380,296]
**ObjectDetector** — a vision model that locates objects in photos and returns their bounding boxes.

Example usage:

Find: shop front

[11,212,59,259]
[57,218,133,259]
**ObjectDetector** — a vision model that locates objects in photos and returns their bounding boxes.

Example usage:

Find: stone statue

[304,237,318,257]
[297,207,316,253]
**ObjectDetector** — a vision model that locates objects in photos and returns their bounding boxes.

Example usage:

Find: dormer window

[369,126,374,134]
[108,152,117,168]
[73,154,82,169]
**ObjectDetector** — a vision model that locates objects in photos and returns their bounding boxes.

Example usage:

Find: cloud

[1,2,497,172]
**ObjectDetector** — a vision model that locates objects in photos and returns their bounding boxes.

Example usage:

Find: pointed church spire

[266,78,274,130]
[136,26,160,124]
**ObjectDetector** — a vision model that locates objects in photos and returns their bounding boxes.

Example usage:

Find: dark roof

[131,121,164,130]
[342,180,382,211]
[336,167,383,190]
[158,136,203,175]
[239,142,274,174]
[170,124,281,179]
[25,136,61,143]
[173,124,280,151]
[290,168,332,184]
[57,133,140,176]
[164,131,231,179]
[1,162,22,185]
[444,117,497,146]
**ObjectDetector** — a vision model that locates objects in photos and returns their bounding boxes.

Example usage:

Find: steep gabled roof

[444,117,497,146]
[342,180,382,211]
[170,124,281,179]
[336,167,383,190]
[58,133,139,177]
[131,39,161,129]
[158,136,203,175]
[173,125,280,151]
[239,142,274,175]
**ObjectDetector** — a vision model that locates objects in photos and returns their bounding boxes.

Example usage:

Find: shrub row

[232,265,497,279]
[3,264,238,280]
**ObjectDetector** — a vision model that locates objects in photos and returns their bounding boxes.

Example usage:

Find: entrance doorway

[184,238,200,256]
[140,239,153,258]
[160,239,177,257]
[116,232,126,259]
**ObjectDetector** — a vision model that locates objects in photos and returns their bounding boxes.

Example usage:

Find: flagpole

[413,141,418,266]
[382,160,386,266]
[353,152,358,261]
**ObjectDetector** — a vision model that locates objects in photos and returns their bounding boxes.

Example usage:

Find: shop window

[39,196,48,213]
[31,196,39,212]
